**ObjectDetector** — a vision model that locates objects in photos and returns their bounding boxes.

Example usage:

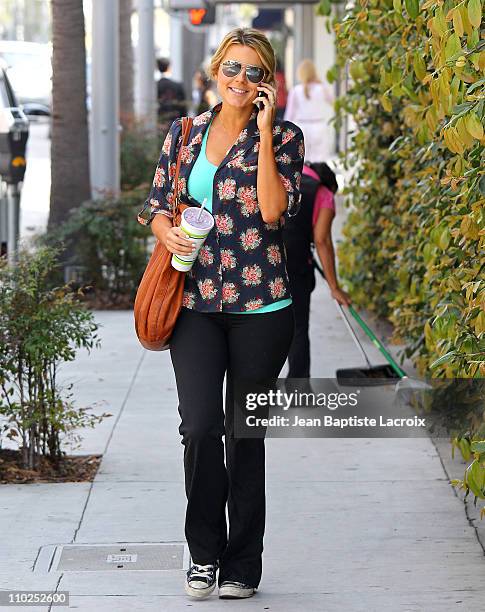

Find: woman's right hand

[162,226,196,256]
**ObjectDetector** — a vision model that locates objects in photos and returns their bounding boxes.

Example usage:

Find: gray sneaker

[219,580,257,599]
[184,561,218,598]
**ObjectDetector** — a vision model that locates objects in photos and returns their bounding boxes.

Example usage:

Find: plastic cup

[171,206,215,272]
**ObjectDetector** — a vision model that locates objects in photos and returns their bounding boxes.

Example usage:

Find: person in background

[284,59,333,163]
[157,57,187,130]
[283,160,351,380]
[191,68,217,116]
[274,57,288,120]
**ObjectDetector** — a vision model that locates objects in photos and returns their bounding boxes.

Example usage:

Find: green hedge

[325,0,484,378]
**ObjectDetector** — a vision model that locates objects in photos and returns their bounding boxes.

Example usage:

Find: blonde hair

[208,28,276,88]
[297,59,321,99]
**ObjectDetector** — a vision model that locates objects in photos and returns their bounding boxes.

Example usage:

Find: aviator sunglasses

[221,59,265,84]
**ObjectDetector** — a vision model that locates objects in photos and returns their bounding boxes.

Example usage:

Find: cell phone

[255,89,268,111]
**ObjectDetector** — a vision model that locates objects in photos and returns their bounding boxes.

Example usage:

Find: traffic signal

[188,6,215,25]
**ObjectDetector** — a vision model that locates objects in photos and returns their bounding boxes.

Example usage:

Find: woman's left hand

[331,287,352,306]
[254,83,277,135]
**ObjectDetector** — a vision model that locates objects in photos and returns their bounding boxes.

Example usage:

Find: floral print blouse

[138,102,305,313]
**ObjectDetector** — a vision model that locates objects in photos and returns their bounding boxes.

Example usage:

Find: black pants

[169,305,294,588]
[287,269,316,378]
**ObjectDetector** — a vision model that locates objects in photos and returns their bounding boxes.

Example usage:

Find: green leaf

[453,8,464,37]
[439,227,450,250]
[326,65,338,84]
[350,61,365,81]
[380,94,393,112]
[465,112,484,139]
[459,438,472,461]
[468,27,480,47]
[405,0,420,19]
[391,64,401,85]
[475,311,485,335]
[445,33,461,60]
[413,52,427,80]
[393,0,402,12]
[430,352,456,368]
[451,102,472,115]
[316,0,331,16]
[467,0,482,29]
[466,460,485,499]
[468,77,485,94]
[434,7,447,35]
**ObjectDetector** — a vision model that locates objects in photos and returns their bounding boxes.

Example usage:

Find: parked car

[0,40,51,117]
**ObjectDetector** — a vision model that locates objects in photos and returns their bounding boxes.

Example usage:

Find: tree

[48,0,90,230]
[119,0,135,127]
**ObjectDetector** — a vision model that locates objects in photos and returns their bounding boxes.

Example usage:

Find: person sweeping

[283,161,351,380]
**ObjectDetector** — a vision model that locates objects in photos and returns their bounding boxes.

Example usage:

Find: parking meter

[0,59,29,262]
[0,60,29,185]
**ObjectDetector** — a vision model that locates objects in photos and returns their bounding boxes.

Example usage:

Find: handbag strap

[171,116,193,225]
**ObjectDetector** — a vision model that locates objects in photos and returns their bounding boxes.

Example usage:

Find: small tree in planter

[0,245,110,470]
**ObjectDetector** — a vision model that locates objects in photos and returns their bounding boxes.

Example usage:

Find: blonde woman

[139,28,304,599]
[284,58,333,163]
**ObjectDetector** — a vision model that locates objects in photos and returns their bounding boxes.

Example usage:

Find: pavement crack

[47,573,64,612]
[100,349,147,458]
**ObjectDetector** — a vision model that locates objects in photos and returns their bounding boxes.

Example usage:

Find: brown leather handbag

[134,116,193,351]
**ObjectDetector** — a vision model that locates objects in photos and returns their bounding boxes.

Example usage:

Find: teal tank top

[187,117,292,315]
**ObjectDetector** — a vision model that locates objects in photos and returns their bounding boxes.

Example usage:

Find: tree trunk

[48,0,90,230]
[119,0,135,127]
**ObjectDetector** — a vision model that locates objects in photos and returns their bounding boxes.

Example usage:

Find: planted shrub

[120,120,161,191]
[0,245,109,470]
[328,0,485,377]
[323,0,485,516]
[44,187,151,308]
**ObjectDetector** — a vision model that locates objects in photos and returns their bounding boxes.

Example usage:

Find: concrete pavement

[2,275,485,611]
[5,155,485,609]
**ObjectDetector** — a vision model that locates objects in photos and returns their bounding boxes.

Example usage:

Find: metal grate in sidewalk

[34,542,189,572]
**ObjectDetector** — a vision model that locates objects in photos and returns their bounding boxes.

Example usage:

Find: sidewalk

[4,187,485,611]
[2,275,485,611]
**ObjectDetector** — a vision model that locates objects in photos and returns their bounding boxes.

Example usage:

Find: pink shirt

[302,165,335,226]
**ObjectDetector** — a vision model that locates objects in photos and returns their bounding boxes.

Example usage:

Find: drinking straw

[197,197,208,222]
